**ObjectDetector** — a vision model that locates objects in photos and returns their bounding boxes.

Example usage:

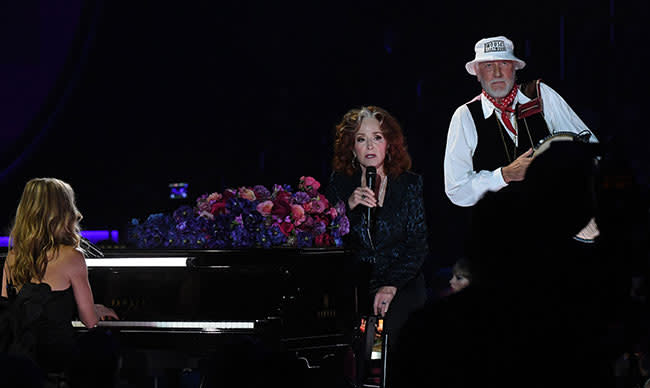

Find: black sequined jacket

[325,170,429,293]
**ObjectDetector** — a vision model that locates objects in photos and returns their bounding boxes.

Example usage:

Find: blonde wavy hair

[7,178,82,288]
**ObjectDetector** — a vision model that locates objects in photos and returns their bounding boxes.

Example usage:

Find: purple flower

[242,212,264,231]
[339,216,350,235]
[271,184,285,196]
[296,231,314,248]
[230,225,252,248]
[190,234,207,249]
[129,177,350,249]
[164,232,181,248]
[331,215,350,238]
[268,225,287,246]
[254,229,273,248]
[335,200,346,217]
[253,185,271,201]
[312,220,327,235]
[129,213,175,248]
[272,183,293,197]
[173,205,194,222]
[207,237,229,249]
[227,197,255,216]
[292,191,311,205]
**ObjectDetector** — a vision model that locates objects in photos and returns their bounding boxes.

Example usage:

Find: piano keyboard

[71,320,256,332]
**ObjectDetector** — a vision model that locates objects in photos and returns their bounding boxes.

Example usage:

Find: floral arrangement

[128,176,350,249]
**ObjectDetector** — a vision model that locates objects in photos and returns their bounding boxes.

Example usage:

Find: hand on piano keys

[95,303,120,321]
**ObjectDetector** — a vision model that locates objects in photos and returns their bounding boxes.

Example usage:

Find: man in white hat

[433,36,608,388]
[443,35,600,241]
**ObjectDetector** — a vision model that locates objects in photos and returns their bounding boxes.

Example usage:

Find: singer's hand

[348,187,377,210]
[373,286,396,317]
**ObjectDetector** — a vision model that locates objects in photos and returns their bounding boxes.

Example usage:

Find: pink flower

[238,187,256,201]
[207,192,222,203]
[197,192,224,213]
[308,195,329,214]
[296,216,314,232]
[256,200,274,217]
[290,204,306,225]
[299,176,321,194]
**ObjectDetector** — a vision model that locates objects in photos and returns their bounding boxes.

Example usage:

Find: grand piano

[76,246,361,386]
[0,244,372,386]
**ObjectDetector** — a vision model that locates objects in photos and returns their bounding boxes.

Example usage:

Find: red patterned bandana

[482,84,519,136]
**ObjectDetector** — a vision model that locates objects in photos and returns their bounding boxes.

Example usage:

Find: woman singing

[325,106,429,352]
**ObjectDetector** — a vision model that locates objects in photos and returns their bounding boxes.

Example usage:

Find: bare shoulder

[57,245,87,270]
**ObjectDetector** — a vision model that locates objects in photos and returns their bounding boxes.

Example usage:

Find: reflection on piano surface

[83,248,357,336]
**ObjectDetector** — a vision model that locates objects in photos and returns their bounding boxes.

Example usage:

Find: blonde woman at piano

[1,177,118,386]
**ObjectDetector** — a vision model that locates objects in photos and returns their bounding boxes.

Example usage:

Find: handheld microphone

[365,166,377,231]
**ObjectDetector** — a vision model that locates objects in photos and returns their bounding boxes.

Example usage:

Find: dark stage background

[0,0,648,273]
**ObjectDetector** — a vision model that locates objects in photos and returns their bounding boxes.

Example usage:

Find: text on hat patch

[484,40,506,53]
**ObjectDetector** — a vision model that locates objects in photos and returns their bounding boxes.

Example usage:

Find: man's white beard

[480,77,515,99]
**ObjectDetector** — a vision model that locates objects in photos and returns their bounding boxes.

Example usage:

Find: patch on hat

[484,40,506,53]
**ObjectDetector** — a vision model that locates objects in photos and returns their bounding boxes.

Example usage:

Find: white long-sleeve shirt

[443,82,598,207]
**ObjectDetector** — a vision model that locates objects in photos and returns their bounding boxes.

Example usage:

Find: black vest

[465,80,551,264]
[469,79,550,173]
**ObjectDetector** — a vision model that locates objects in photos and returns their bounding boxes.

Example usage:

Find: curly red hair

[332,106,412,177]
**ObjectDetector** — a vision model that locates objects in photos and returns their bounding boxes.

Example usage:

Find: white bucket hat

[465,36,526,75]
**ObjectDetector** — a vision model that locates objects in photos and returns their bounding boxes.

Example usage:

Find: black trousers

[355,269,427,351]
[382,273,427,350]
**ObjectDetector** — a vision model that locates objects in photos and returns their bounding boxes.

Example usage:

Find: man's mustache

[489,78,508,85]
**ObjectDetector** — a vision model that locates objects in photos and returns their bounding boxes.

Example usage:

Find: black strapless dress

[1,282,76,373]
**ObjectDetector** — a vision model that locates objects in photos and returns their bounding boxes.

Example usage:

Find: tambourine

[532,130,591,159]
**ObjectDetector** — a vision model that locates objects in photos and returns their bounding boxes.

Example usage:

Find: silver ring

[381,301,387,304]
[361,194,366,199]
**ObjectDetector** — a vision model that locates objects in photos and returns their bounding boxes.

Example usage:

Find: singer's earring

[386,152,391,162]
